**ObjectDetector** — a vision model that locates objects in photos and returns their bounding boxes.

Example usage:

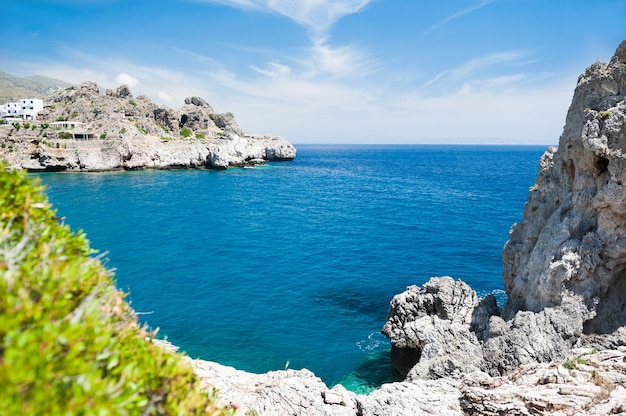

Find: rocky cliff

[0,82,295,171]
[377,40,626,413]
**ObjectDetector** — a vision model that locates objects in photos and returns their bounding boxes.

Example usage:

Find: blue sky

[2,1,625,144]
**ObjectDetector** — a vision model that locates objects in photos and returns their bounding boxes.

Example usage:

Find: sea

[35,144,548,393]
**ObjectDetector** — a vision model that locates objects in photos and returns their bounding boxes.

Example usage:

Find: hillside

[0,71,72,102]
[0,81,296,171]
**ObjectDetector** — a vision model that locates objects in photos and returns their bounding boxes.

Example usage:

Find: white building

[0,98,44,120]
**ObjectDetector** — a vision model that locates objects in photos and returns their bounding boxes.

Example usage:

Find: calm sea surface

[36,144,547,392]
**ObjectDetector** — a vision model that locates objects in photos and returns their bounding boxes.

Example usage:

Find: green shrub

[129,100,137,107]
[40,123,49,129]
[71,112,79,119]
[58,132,73,140]
[24,123,30,129]
[196,133,206,139]
[119,127,127,134]
[56,116,66,122]
[100,133,107,139]
[599,110,611,119]
[0,166,234,415]
[180,127,192,138]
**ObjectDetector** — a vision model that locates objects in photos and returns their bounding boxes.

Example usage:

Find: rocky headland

[0,82,295,171]
[177,41,626,415]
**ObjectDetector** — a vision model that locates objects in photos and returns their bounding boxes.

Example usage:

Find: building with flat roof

[0,98,44,120]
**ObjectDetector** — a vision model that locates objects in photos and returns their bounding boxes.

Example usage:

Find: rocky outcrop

[187,347,626,416]
[381,277,496,380]
[502,40,626,333]
[382,41,626,382]
[0,82,295,171]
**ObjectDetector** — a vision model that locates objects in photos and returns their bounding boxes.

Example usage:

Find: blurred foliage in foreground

[0,165,234,415]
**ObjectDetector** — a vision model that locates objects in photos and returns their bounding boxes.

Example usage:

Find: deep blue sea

[36,144,547,393]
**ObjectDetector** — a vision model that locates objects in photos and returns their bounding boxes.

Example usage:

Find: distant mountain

[0,72,73,103]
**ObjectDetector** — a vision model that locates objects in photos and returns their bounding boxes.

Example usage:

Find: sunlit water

[37,144,547,392]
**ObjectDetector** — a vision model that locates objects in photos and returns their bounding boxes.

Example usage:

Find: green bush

[180,127,192,138]
[100,133,107,139]
[119,127,127,134]
[196,133,206,139]
[0,166,234,416]
[58,132,73,140]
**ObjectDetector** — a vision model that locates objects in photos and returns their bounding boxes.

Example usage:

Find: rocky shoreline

[0,83,296,171]
[155,40,626,415]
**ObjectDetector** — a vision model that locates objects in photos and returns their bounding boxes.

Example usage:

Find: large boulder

[381,277,498,379]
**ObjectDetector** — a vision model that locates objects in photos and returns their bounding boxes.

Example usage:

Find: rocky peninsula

[178,41,626,415]
[0,82,296,171]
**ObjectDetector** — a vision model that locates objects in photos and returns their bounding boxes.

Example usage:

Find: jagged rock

[482,298,588,376]
[381,41,626,382]
[358,379,463,416]
[106,84,132,99]
[192,358,465,416]
[381,277,497,379]
[0,82,295,171]
[184,96,213,110]
[460,347,626,416]
[501,41,626,340]
[192,360,358,416]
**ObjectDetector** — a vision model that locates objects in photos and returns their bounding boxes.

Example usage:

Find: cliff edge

[0,82,296,171]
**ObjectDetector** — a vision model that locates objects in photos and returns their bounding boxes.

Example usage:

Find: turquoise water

[37,144,547,392]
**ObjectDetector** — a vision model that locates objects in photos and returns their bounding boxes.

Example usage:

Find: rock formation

[185,347,626,415]
[382,40,626,387]
[0,82,295,171]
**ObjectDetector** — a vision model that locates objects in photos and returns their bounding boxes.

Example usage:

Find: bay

[36,144,548,392]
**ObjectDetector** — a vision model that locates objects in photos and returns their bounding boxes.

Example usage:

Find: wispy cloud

[422,0,496,37]
[424,50,534,91]
[196,0,375,41]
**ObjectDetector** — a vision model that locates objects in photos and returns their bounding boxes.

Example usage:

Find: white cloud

[266,0,373,39]
[115,72,140,87]
[196,0,375,40]
[158,91,173,103]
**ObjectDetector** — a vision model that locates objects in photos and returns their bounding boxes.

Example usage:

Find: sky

[1,1,625,145]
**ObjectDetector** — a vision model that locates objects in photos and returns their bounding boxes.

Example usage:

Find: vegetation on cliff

[0,165,233,415]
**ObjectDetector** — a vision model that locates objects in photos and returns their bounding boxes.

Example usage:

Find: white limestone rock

[192,360,358,416]
[381,277,498,379]
[0,82,296,171]
[501,41,626,341]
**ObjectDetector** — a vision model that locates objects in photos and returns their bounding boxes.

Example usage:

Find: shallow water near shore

[37,144,547,391]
